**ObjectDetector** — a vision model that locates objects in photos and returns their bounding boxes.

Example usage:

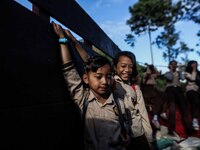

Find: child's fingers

[52,22,65,37]
[64,30,75,41]
[52,22,56,28]
[53,24,61,32]
[52,22,59,30]
[64,29,71,36]
[55,23,60,29]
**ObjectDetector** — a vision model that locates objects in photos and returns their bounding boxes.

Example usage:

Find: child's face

[84,64,112,96]
[191,62,197,70]
[169,62,177,71]
[115,55,133,82]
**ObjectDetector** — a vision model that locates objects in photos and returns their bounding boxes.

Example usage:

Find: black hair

[168,60,177,69]
[85,56,112,73]
[185,60,199,73]
[144,64,156,73]
[113,51,138,78]
[169,60,177,65]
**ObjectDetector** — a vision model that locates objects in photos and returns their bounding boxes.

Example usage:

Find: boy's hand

[52,21,65,38]
[64,29,76,42]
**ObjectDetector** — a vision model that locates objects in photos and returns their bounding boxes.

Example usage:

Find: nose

[125,66,131,72]
[101,77,110,85]
[101,77,107,84]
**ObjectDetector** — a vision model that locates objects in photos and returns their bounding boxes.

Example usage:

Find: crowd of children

[141,60,200,138]
[52,22,200,150]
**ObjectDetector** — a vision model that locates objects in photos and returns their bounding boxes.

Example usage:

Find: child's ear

[82,73,89,84]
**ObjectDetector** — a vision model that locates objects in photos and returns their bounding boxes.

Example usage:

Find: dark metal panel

[0,0,66,107]
[0,1,84,149]
[32,4,50,21]
[1,102,84,150]
[28,0,121,57]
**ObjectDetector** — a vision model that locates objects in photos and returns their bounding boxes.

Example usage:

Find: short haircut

[85,56,112,73]
[169,60,177,65]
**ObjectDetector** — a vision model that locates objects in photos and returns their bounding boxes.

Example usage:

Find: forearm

[64,29,89,63]
[185,72,196,81]
[73,41,89,63]
[60,43,72,64]
[62,62,85,111]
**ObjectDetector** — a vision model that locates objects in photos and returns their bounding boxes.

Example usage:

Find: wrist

[59,37,68,44]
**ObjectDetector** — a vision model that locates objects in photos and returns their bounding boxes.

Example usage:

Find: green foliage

[136,63,146,74]
[181,0,200,24]
[136,63,145,85]
[156,76,166,91]
[127,0,172,33]
[156,24,180,62]
[126,0,175,45]
[126,0,200,63]
[136,63,166,91]
[181,0,200,54]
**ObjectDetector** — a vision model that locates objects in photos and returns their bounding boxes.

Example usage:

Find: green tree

[181,0,200,55]
[179,41,194,63]
[182,0,200,24]
[156,24,194,64]
[126,0,182,64]
[126,0,198,62]
[156,24,180,62]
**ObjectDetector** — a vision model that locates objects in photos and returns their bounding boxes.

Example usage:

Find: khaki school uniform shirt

[143,69,159,85]
[113,75,153,143]
[62,62,127,150]
[165,71,181,87]
[185,71,199,92]
[143,72,157,85]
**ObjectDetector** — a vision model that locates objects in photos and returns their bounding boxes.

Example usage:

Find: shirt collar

[114,75,131,85]
[87,90,114,106]
[114,75,123,82]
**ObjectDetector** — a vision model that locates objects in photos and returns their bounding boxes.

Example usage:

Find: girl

[184,60,200,131]
[113,51,153,150]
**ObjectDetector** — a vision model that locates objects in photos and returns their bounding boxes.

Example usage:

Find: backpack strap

[82,90,128,139]
[82,90,90,123]
[83,98,89,121]
[113,95,128,139]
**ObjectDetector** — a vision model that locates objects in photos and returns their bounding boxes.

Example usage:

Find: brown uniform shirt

[113,75,153,142]
[62,62,127,150]
[185,71,199,92]
[165,71,181,87]
[143,68,159,85]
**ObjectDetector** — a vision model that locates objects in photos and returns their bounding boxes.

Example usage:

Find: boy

[52,22,129,150]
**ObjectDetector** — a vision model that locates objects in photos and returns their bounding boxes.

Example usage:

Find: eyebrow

[120,63,133,66]
[95,72,112,75]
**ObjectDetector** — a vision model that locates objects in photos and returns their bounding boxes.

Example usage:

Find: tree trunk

[148,27,154,65]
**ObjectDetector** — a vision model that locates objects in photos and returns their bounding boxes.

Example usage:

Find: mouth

[121,74,130,79]
[99,86,109,91]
